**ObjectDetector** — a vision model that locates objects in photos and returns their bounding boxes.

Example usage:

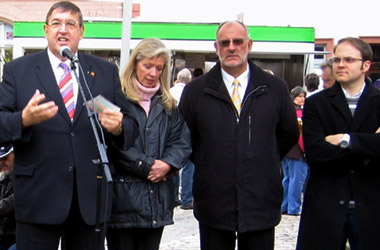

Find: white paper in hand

[87,95,120,113]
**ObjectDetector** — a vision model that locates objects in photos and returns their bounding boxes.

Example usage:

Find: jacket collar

[351,80,379,131]
[74,52,96,124]
[35,49,70,123]
[203,60,266,100]
[35,49,96,125]
[328,79,379,131]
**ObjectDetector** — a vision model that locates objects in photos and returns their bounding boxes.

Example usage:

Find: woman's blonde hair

[120,38,175,110]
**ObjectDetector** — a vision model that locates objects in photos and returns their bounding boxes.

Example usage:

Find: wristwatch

[340,133,350,148]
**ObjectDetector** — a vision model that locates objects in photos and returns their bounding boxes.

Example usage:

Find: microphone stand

[70,60,112,250]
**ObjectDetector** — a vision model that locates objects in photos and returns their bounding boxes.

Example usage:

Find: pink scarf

[135,79,160,117]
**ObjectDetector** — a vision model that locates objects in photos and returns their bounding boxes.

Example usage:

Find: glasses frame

[217,38,246,48]
[330,57,364,65]
[47,19,80,30]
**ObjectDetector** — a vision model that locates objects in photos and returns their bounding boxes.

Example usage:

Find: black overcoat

[297,81,380,250]
[179,61,299,232]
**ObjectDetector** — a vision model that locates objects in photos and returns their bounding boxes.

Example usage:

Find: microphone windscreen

[59,46,71,57]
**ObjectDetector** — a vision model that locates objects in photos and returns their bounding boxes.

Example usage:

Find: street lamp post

[120,0,132,73]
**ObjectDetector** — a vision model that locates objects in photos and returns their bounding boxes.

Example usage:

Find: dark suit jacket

[297,81,380,250]
[0,50,137,225]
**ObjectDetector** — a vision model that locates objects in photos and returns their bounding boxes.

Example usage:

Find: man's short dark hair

[304,73,319,92]
[45,1,83,26]
[193,68,203,77]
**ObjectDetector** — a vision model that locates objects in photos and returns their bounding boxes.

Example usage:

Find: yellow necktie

[231,79,241,116]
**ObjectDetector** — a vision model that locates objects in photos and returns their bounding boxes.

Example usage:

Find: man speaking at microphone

[0,1,137,249]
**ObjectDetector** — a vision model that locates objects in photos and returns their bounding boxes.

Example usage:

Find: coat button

[70,132,75,137]
[68,166,74,172]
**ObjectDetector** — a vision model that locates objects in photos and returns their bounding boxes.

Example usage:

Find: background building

[1,0,379,88]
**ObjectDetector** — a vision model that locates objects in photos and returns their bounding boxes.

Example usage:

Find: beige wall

[0,0,140,24]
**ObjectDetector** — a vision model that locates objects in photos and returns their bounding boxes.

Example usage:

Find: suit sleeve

[349,132,380,157]
[0,61,31,146]
[302,97,351,165]
[109,63,138,150]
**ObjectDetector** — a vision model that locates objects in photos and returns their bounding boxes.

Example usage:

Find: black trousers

[199,223,275,250]
[107,227,164,250]
[339,208,361,250]
[16,174,105,250]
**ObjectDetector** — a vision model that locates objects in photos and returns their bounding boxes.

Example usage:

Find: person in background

[179,20,299,250]
[281,86,308,216]
[0,1,137,249]
[304,73,320,96]
[297,37,380,250]
[373,78,380,89]
[0,145,15,250]
[320,60,335,89]
[107,38,191,250]
[171,68,195,210]
[193,67,204,78]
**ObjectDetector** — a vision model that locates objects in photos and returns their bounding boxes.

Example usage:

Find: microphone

[59,46,79,63]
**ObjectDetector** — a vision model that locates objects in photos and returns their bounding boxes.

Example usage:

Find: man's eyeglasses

[330,57,364,64]
[48,20,79,30]
[217,38,246,47]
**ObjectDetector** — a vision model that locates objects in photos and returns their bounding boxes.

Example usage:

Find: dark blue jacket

[109,94,191,228]
[0,50,137,225]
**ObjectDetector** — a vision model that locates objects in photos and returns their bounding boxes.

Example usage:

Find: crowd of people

[0,1,379,250]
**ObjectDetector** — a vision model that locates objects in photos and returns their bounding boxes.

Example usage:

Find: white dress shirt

[221,65,249,100]
[170,82,186,104]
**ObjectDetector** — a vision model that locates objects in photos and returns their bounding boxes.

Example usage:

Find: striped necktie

[231,79,242,116]
[59,63,75,120]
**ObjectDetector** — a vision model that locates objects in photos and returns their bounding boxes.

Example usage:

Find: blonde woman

[107,38,191,250]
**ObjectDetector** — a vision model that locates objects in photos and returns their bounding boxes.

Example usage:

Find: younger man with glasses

[179,21,299,250]
[297,37,380,250]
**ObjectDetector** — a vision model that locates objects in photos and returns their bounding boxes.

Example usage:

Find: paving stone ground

[160,207,301,250]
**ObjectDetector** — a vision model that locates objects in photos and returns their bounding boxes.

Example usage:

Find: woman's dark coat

[109,95,191,228]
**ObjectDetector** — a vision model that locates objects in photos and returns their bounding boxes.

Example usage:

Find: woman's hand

[147,160,171,183]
